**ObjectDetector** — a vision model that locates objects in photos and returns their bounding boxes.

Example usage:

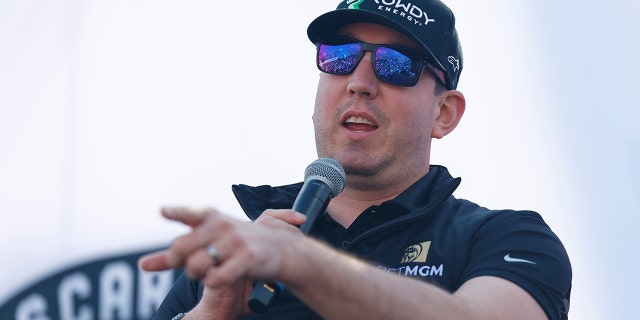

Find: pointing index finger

[161,206,213,228]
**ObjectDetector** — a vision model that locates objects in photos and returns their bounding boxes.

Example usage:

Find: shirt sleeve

[460,210,572,320]
[152,272,202,320]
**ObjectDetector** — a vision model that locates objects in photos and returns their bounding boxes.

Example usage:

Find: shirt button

[341,240,350,249]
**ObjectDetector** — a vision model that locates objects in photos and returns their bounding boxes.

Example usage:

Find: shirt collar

[232,165,461,221]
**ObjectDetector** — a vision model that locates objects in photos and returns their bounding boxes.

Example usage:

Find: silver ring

[204,244,220,266]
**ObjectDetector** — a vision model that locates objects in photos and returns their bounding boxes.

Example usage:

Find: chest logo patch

[401,241,431,263]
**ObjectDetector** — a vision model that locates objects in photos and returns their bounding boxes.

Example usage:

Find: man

[140,0,572,319]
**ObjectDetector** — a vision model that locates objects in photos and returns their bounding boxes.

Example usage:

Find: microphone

[247,158,346,313]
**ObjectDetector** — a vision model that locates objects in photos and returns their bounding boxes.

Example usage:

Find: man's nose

[346,52,379,98]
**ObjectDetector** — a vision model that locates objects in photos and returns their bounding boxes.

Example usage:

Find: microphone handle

[247,180,332,313]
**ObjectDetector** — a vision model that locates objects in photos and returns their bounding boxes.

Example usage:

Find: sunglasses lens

[317,42,361,75]
[374,47,422,86]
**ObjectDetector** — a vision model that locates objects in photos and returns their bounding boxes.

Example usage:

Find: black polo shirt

[153,165,572,320]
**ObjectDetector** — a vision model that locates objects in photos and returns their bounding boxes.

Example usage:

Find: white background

[1,1,638,319]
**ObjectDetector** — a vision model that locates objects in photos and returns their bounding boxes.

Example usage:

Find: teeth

[345,116,374,125]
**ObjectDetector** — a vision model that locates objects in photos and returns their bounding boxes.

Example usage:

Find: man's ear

[431,90,466,139]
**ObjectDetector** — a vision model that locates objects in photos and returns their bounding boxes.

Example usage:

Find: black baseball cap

[307,0,463,90]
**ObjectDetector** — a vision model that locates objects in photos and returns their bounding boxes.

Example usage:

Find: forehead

[334,22,422,51]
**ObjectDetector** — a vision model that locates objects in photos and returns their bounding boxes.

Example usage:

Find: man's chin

[317,151,381,174]
[339,159,381,178]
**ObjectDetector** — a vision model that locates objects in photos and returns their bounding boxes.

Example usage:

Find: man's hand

[138,207,308,318]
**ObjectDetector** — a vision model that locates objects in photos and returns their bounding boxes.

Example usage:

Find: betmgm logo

[379,241,444,277]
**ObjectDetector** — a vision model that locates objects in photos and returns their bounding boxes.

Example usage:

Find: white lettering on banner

[374,0,436,26]
[9,259,176,319]
[15,294,51,320]
[58,272,93,320]
[99,262,134,320]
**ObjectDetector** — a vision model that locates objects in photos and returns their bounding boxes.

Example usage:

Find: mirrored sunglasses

[315,36,444,87]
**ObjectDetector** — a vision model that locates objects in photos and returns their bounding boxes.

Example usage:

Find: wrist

[182,306,216,319]
[280,237,325,290]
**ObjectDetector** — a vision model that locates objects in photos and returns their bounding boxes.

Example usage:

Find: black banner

[0,246,182,320]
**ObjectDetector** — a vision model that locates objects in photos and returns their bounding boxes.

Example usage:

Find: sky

[1,1,639,319]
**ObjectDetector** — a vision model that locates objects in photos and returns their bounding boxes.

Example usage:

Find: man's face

[312,22,442,188]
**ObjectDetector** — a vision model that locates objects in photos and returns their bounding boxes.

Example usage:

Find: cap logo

[347,0,366,9]
[373,0,436,27]
[447,56,460,72]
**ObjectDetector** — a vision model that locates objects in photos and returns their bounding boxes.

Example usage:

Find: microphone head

[304,158,346,198]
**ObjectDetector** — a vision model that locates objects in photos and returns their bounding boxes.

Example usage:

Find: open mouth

[343,116,379,132]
